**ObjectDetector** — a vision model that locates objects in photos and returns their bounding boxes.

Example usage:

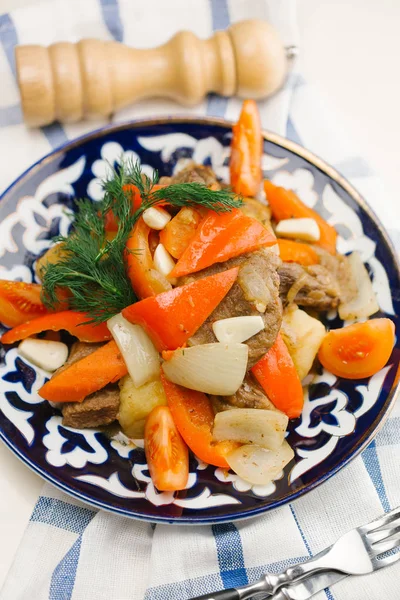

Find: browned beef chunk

[159,163,220,188]
[52,342,120,429]
[62,385,120,429]
[315,248,358,305]
[181,249,282,367]
[210,373,277,412]
[278,262,340,311]
[54,342,103,377]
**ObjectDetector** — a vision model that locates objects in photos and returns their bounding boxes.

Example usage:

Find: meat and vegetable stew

[0,100,395,491]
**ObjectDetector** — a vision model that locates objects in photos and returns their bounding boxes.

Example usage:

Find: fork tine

[362,506,400,534]
[368,523,400,544]
[372,551,400,569]
[373,537,400,556]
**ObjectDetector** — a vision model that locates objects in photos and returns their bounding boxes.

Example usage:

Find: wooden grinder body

[15,20,287,127]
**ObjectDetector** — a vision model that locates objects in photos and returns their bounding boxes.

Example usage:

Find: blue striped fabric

[49,536,85,600]
[40,123,69,149]
[206,0,230,118]
[144,573,225,600]
[289,505,312,557]
[0,1,399,599]
[212,523,248,588]
[30,497,95,534]
[31,497,96,600]
[361,440,391,513]
[290,506,336,600]
[286,116,302,146]
[99,0,124,42]
[376,417,400,445]
[0,13,17,76]
[0,12,68,147]
[332,157,373,179]
[0,104,23,126]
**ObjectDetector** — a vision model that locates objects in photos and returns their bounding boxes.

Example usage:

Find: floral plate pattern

[0,118,399,524]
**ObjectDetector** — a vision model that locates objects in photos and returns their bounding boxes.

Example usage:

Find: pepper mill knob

[15,19,288,127]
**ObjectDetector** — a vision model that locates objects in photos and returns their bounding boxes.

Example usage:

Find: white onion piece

[269,243,280,256]
[212,316,264,344]
[276,218,320,242]
[213,408,288,450]
[18,338,68,372]
[108,314,160,388]
[153,243,177,285]
[338,252,379,320]
[226,441,294,485]
[142,207,171,230]
[162,343,248,395]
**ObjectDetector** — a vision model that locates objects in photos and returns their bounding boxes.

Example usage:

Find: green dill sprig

[41,196,137,324]
[122,155,243,222]
[41,158,242,324]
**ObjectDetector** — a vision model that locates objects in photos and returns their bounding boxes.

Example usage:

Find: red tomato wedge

[1,311,111,345]
[230,99,262,197]
[277,239,319,266]
[0,281,49,328]
[161,374,239,468]
[318,318,395,379]
[38,340,127,403]
[252,334,304,419]
[144,405,189,491]
[122,267,239,351]
[264,180,337,254]
[170,209,276,278]
[125,217,172,299]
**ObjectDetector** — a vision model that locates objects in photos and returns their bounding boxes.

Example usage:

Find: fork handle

[262,546,333,593]
[190,578,268,600]
[191,589,240,600]
[190,547,332,599]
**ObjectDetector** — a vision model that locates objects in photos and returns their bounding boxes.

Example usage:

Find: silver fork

[190,506,400,600]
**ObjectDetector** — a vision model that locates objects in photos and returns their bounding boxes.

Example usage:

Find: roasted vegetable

[338,252,379,320]
[252,334,304,419]
[118,376,167,439]
[35,243,68,281]
[226,441,294,485]
[281,305,326,380]
[162,343,249,396]
[318,318,395,379]
[145,405,189,491]
[122,267,239,351]
[213,408,288,450]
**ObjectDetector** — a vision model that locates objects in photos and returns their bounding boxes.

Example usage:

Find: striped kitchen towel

[0,1,399,599]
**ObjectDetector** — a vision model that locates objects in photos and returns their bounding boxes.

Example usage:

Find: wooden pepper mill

[15,19,291,127]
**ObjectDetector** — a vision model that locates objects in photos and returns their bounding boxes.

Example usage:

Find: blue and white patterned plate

[0,118,399,524]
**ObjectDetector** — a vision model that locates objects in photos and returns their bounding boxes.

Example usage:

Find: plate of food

[0,101,398,524]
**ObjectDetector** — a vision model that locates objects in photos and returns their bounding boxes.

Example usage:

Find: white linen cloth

[0,1,399,599]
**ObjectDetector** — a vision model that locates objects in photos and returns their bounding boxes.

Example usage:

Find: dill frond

[41,158,242,324]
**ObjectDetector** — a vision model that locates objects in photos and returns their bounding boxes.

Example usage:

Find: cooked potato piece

[118,376,167,439]
[281,305,326,380]
[240,198,272,231]
[35,243,68,281]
